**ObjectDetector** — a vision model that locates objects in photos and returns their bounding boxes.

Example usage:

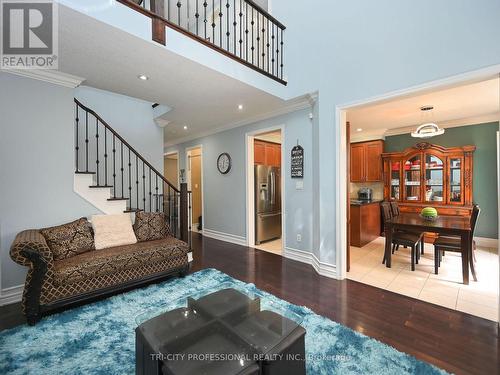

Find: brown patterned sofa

[10,214,190,325]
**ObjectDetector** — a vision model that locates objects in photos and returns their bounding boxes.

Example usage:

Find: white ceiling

[347,77,500,138]
[57,5,291,145]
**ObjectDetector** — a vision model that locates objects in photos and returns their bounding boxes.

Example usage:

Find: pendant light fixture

[411,105,445,138]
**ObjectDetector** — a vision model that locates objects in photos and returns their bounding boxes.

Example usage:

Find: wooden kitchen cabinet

[350,201,381,247]
[350,140,384,182]
[254,141,266,164]
[255,140,281,166]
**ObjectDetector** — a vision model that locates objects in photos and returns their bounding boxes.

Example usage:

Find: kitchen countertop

[350,199,383,206]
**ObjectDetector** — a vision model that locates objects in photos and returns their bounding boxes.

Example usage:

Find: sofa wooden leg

[26,312,41,326]
[179,264,190,278]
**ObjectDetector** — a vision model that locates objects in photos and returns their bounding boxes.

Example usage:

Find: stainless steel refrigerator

[255,165,281,244]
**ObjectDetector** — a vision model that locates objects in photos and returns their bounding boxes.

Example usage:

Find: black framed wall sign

[291,145,304,178]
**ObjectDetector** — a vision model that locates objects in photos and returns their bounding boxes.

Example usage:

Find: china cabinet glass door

[390,161,401,200]
[448,157,464,204]
[403,154,421,201]
[424,154,444,204]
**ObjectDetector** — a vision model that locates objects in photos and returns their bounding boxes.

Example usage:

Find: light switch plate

[295,180,304,190]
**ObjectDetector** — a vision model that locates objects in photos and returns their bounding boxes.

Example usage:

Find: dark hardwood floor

[1,232,499,374]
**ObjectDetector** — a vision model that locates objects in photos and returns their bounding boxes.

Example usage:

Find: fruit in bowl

[421,207,438,221]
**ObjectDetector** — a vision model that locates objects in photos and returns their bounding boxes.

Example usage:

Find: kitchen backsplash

[350,182,384,200]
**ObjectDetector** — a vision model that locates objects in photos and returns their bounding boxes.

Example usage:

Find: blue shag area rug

[0,268,448,375]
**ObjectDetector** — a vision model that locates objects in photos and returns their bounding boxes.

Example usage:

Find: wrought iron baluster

[266,19,270,72]
[75,104,79,172]
[256,10,259,67]
[85,112,89,172]
[112,135,116,198]
[251,7,254,64]
[219,0,222,48]
[121,143,124,198]
[195,0,199,35]
[203,1,207,39]
[232,0,236,54]
[142,163,146,210]
[128,149,132,200]
[136,155,139,210]
[104,128,108,186]
[226,0,230,51]
[280,28,284,79]
[211,0,215,42]
[155,175,159,212]
[149,168,152,212]
[95,118,99,185]
[239,0,243,58]
[271,22,275,76]
[177,1,181,26]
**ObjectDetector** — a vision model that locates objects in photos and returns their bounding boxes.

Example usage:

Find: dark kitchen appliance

[255,165,281,244]
[358,187,373,201]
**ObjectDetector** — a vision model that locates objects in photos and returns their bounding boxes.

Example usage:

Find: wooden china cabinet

[382,142,475,242]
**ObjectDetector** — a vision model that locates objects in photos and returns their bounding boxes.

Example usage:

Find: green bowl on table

[420,207,438,221]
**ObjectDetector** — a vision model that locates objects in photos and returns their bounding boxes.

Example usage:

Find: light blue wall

[0,75,165,289]
[166,108,314,252]
[0,73,99,289]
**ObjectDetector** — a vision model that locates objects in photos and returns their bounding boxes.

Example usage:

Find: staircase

[73,99,191,245]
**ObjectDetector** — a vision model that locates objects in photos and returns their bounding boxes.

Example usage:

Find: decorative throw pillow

[40,218,95,261]
[133,211,171,242]
[91,214,137,250]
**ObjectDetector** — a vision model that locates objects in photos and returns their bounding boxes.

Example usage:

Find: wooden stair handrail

[74,98,179,193]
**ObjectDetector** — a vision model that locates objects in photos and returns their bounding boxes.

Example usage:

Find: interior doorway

[340,71,500,322]
[164,151,179,189]
[186,146,203,232]
[246,127,284,255]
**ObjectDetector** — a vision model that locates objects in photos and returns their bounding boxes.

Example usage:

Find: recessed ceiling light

[183,125,188,130]
[356,128,363,132]
[238,104,243,110]
[138,74,149,81]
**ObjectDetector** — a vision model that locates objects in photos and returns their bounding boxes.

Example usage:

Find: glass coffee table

[135,283,306,375]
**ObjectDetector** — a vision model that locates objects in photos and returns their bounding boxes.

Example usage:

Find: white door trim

[186,145,204,231]
[245,125,285,253]
[335,64,500,280]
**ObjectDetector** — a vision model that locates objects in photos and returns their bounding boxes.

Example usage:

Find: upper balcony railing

[117,0,286,85]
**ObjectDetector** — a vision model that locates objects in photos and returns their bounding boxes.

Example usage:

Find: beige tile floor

[348,237,499,321]
[255,238,282,255]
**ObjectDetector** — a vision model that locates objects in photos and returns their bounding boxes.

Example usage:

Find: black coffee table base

[136,288,306,375]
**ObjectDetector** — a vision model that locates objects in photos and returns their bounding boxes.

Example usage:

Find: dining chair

[433,205,480,283]
[389,201,425,256]
[381,202,424,271]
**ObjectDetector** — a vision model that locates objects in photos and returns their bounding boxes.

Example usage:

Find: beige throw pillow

[91,214,137,250]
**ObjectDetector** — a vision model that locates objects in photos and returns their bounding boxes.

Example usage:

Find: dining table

[384,212,472,284]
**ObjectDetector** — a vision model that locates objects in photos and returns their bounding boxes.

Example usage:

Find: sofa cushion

[53,236,188,285]
[133,211,171,242]
[91,214,137,250]
[40,218,95,261]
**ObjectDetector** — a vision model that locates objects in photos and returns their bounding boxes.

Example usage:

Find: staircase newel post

[180,183,188,243]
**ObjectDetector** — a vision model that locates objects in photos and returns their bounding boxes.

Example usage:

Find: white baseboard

[202,229,247,246]
[0,284,23,306]
[475,236,498,249]
[284,247,337,279]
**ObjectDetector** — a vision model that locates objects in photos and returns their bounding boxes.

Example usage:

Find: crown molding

[164,92,316,148]
[384,112,500,137]
[2,69,85,88]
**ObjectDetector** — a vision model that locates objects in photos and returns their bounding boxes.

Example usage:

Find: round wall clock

[217,152,232,174]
